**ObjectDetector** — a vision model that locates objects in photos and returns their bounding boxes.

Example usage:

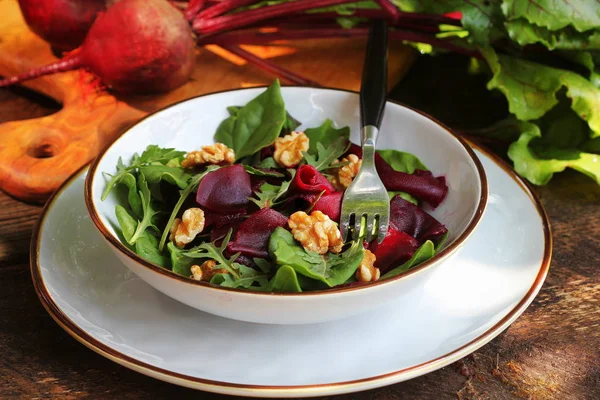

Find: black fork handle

[360,19,388,129]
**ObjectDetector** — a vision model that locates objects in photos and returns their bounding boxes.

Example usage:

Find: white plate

[31,145,550,397]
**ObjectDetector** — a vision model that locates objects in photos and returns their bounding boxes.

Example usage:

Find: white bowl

[85,86,487,325]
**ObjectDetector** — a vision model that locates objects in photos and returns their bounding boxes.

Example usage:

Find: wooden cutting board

[0,0,415,203]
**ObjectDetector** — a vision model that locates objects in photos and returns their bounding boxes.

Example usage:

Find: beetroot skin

[311,191,343,222]
[196,164,253,212]
[292,164,335,195]
[369,228,419,272]
[389,195,448,244]
[18,0,106,51]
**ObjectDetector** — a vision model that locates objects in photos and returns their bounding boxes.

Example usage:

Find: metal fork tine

[377,218,389,244]
[365,214,376,243]
[353,214,362,241]
[340,213,352,243]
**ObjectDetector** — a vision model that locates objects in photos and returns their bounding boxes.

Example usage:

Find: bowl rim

[84,85,488,297]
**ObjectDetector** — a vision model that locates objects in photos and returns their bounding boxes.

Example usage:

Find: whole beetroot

[2,0,196,94]
[18,0,106,51]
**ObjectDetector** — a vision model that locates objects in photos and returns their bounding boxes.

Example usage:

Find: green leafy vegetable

[243,165,284,178]
[388,191,419,205]
[167,242,194,276]
[115,205,137,244]
[136,232,169,267]
[303,136,350,171]
[249,171,296,208]
[138,165,192,189]
[256,157,278,169]
[120,173,143,218]
[101,145,185,200]
[214,80,286,160]
[304,119,350,154]
[268,227,364,287]
[377,149,428,173]
[282,111,301,133]
[266,265,302,293]
[382,240,435,279]
[158,166,219,251]
[501,0,600,32]
[127,173,160,246]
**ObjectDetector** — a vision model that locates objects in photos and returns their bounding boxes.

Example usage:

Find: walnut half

[169,208,205,248]
[288,210,343,255]
[181,143,235,168]
[355,249,380,282]
[190,260,228,282]
[274,132,309,167]
[328,154,362,190]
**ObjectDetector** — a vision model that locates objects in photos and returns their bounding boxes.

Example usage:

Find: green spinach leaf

[135,232,168,267]
[268,227,364,287]
[120,172,143,218]
[267,265,302,293]
[214,80,286,160]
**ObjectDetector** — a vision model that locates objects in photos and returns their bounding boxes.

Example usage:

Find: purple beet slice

[291,164,335,195]
[369,228,419,272]
[347,144,448,207]
[389,195,448,244]
[227,208,289,258]
[196,164,252,212]
[311,191,343,222]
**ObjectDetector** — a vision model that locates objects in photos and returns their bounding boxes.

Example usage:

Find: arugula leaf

[127,173,160,246]
[377,149,428,173]
[304,119,350,154]
[266,265,302,293]
[135,232,169,268]
[303,136,350,171]
[138,165,192,189]
[102,145,186,200]
[249,183,280,209]
[268,227,364,287]
[256,157,278,169]
[481,47,600,136]
[120,173,143,218]
[158,166,219,251]
[508,120,600,185]
[249,171,296,208]
[218,264,269,289]
[214,80,286,160]
[167,242,194,276]
[381,240,435,279]
[115,205,137,244]
[243,165,284,178]
[501,0,600,33]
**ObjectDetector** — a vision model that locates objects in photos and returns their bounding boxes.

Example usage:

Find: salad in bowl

[100,81,450,293]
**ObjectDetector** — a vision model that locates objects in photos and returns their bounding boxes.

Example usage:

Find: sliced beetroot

[291,164,335,196]
[389,195,448,244]
[227,208,289,258]
[196,164,252,212]
[347,144,448,207]
[311,191,343,222]
[205,210,248,228]
[369,228,419,272]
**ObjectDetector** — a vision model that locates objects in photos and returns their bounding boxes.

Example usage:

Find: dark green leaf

[282,111,301,133]
[304,119,350,153]
[243,165,284,178]
[256,157,278,169]
[501,0,600,33]
[127,173,160,246]
[214,80,286,160]
[120,173,143,218]
[382,240,435,279]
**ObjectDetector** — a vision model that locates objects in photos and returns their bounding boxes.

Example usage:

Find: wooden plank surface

[1,54,599,400]
[0,0,414,203]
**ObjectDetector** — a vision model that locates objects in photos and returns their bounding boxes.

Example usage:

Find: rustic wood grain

[0,0,414,204]
[1,54,599,400]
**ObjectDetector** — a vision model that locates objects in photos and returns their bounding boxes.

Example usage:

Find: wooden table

[1,55,599,399]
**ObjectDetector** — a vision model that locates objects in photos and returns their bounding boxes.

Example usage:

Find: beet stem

[0,54,83,88]
[220,45,320,86]
[200,27,481,59]
[193,0,357,35]
[184,0,206,21]
[374,0,401,22]
[198,0,257,20]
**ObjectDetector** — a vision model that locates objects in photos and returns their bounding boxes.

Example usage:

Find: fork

[340,19,390,244]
